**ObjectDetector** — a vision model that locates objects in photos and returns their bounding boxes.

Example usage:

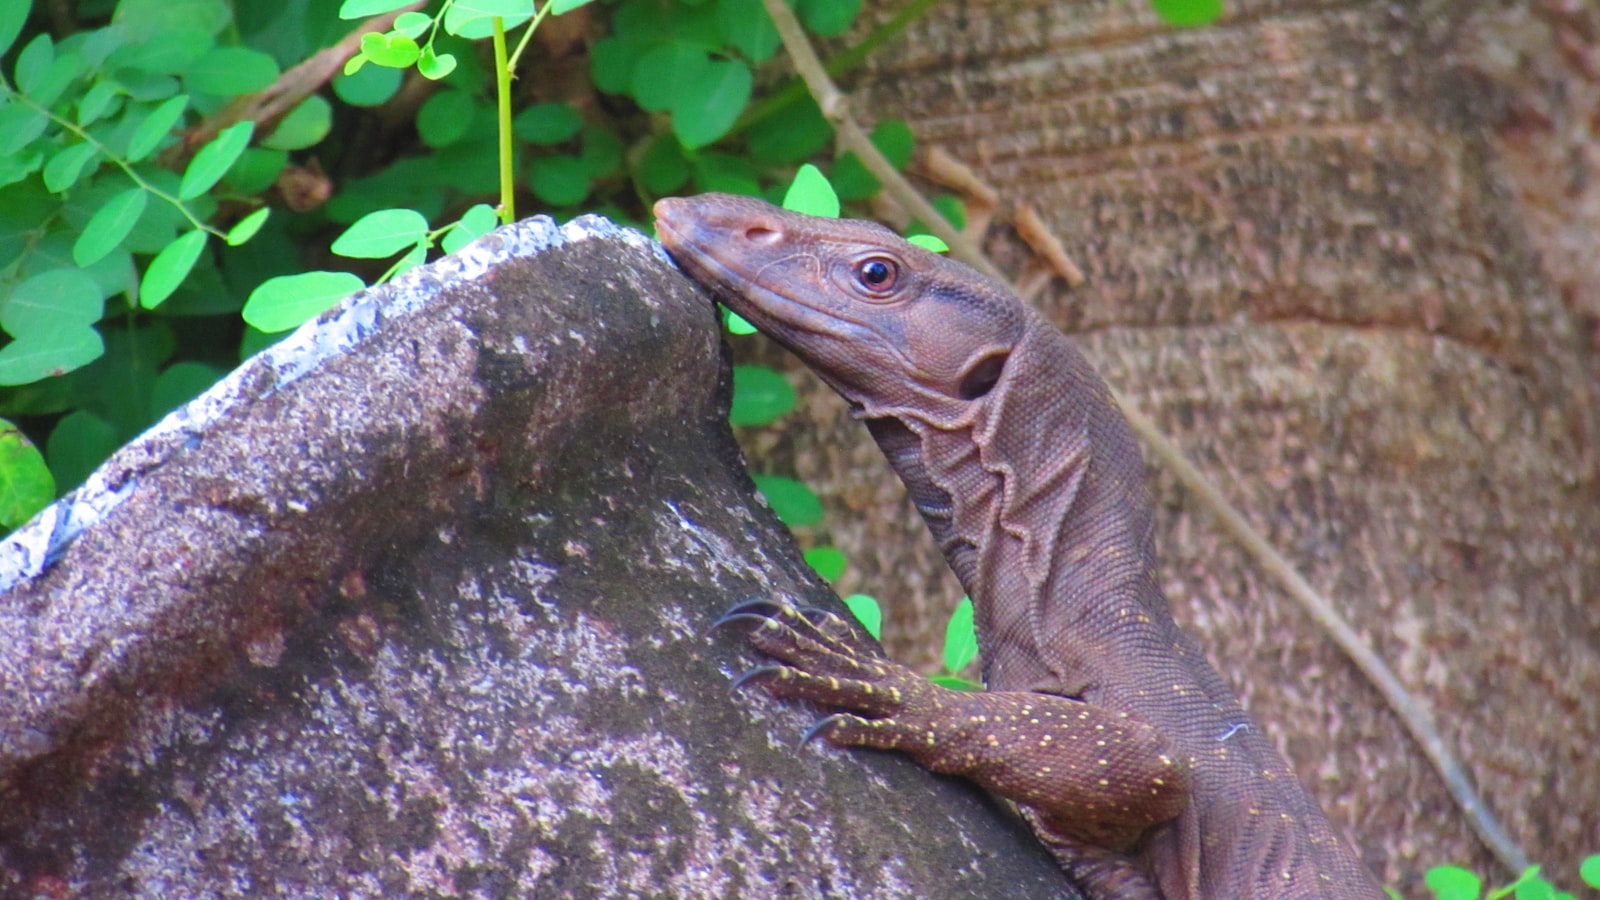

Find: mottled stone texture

[0,219,1073,899]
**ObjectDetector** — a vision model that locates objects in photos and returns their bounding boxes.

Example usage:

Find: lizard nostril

[745,226,780,245]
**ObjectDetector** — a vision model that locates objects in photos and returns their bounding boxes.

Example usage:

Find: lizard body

[655,194,1383,899]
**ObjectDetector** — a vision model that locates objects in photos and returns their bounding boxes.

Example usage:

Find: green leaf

[179,120,254,199]
[796,0,860,37]
[589,36,643,96]
[579,125,623,178]
[72,187,149,267]
[417,89,477,148]
[113,0,231,38]
[528,156,591,207]
[0,322,104,385]
[1487,866,1544,900]
[261,95,332,150]
[183,46,280,95]
[928,673,984,691]
[929,194,967,230]
[1149,0,1223,27]
[331,208,429,259]
[803,546,847,581]
[750,474,823,527]
[223,147,287,194]
[1581,855,1600,888]
[0,420,54,528]
[906,234,948,253]
[551,0,598,12]
[1424,865,1482,900]
[842,593,881,641]
[0,0,30,60]
[871,119,915,169]
[632,43,707,114]
[441,203,499,254]
[14,33,54,93]
[673,58,751,149]
[514,102,583,145]
[729,365,796,426]
[0,103,50,156]
[716,0,779,62]
[26,51,88,108]
[242,270,365,333]
[42,143,101,193]
[226,207,271,246]
[106,27,213,75]
[390,241,428,279]
[149,360,225,419]
[417,46,457,80]
[359,31,420,68]
[782,164,839,218]
[3,269,104,336]
[334,60,404,105]
[339,0,417,17]
[125,94,191,162]
[637,135,689,195]
[392,12,434,37]
[942,597,978,674]
[745,96,829,165]
[139,230,208,309]
[46,410,117,496]
[77,80,125,126]
[722,307,757,335]
[690,153,760,196]
[443,0,533,39]
[117,71,181,102]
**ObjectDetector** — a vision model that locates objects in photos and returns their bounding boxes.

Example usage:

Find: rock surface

[0,217,1073,898]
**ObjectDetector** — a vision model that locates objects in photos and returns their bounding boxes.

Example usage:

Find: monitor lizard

[654,193,1384,899]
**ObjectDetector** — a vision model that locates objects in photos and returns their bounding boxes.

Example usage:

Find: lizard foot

[717,599,1193,847]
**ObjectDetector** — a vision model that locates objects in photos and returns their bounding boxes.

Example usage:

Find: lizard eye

[854,257,899,294]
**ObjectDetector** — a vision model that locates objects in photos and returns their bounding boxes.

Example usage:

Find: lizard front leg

[718,600,1194,860]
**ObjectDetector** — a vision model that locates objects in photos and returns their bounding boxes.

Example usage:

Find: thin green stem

[493,17,515,223]
[506,3,555,74]
[11,91,225,239]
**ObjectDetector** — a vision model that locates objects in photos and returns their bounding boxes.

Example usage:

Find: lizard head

[654,193,1026,425]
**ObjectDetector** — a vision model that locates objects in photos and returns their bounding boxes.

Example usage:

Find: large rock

[0,218,1072,898]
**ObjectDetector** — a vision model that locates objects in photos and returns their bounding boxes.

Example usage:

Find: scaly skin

[656,194,1383,899]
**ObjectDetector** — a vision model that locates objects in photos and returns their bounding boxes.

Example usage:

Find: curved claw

[711,598,786,629]
[709,610,778,633]
[799,713,852,748]
[730,664,788,693]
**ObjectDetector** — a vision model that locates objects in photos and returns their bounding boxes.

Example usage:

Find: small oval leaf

[125,94,190,162]
[179,120,254,199]
[750,474,824,527]
[242,271,365,333]
[72,187,149,267]
[226,207,271,246]
[331,208,430,259]
[140,230,209,309]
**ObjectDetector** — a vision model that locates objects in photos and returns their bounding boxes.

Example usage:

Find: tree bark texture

[728,0,1600,890]
[0,219,1075,898]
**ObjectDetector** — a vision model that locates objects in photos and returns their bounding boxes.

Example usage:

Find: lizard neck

[874,318,1170,695]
